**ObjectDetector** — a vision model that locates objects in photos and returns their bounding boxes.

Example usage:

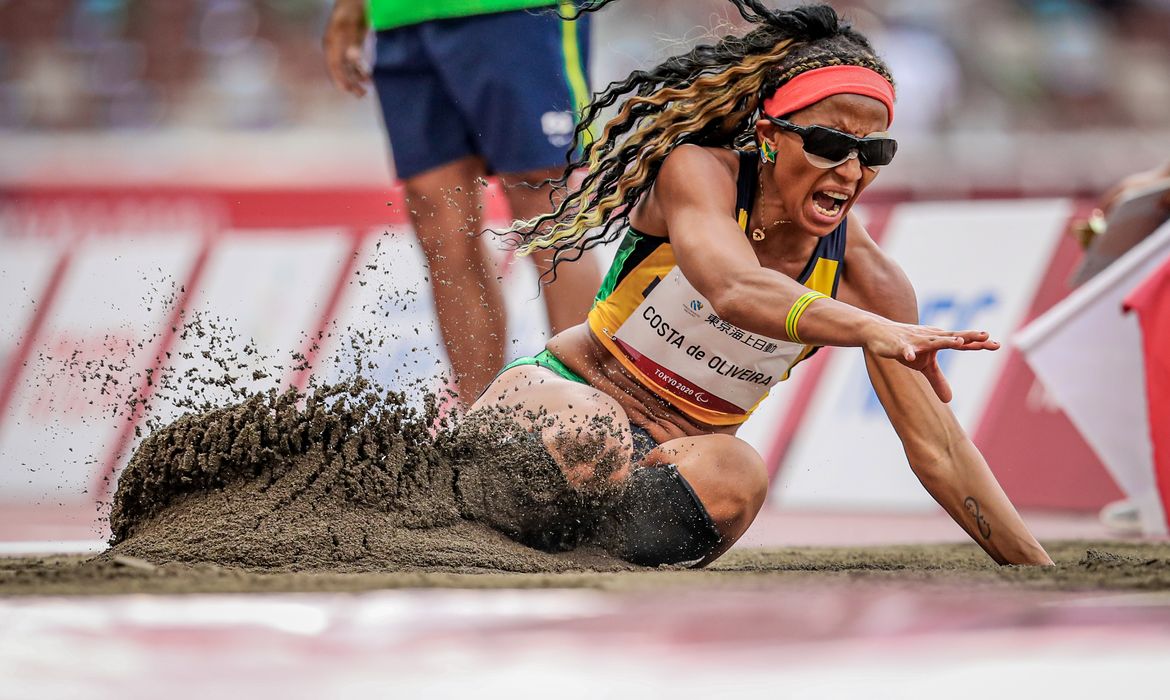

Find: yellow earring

[760,140,777,164]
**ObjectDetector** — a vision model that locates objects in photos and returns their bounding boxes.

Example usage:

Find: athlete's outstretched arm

[658,145,994,403]
[839,221,1052,565]
[863,350,1052,565]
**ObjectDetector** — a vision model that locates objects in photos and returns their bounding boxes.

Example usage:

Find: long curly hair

[511,1,893,278]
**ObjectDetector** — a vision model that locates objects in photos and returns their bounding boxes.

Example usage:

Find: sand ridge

[105,376,634,573]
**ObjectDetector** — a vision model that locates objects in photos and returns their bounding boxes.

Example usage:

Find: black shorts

[608,424,723,567]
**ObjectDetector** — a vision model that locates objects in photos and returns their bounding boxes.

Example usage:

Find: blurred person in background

[1098,158,1170,216]
[1073,156,1170,249]
[473,1,1053,568]
[323,0,600,402]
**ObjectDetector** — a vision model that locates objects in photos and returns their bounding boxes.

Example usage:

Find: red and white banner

[1126,255,1170,532]
[1016,222,1170,535]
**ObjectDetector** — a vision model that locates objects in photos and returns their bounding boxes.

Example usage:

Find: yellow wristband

[785,291,827,345]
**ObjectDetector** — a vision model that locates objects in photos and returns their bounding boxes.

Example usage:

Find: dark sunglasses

[763,116,898,170]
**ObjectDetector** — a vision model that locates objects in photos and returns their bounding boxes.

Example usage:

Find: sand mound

[105,379,633,573]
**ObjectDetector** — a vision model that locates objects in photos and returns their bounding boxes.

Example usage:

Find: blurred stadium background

[2,0,1169,189]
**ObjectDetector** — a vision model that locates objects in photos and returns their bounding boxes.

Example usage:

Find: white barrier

[775,200,1070,510]
[1016,222,1170,535]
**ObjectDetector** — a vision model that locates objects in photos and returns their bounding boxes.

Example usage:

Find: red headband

[762,65,895,126]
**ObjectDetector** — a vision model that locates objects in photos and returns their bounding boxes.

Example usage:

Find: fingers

[921,354,953,403]
[324,55,349,94]
[322,24,369,96]
[344,45,371,83]
[948,330,1000,351]
[952,329,990,343]
[921,329,1000,352]
[322,0,369,96]
[871,323,999,364]
[326,45,369,97]
[913,333,965,354]
[954,339,1000,351]
[884,325,991,403]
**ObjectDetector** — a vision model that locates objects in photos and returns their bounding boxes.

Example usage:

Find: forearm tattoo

[964,497,992,539]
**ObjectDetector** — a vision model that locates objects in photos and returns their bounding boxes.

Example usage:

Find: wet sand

[3,541,1168,597]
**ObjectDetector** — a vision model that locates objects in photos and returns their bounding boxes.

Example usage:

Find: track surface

[4,584,1170,699]
[3,541,1170,698]
[3,505,1167,698]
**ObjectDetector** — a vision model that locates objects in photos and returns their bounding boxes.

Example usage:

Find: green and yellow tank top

[368,0,560,31]
[587,150,847,426]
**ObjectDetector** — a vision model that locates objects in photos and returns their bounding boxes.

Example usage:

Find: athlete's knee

[403,180,485,253]
[481,376,630,488]
[407,217,480,257]
[402,175,458,213]
[543,394,632,487]
[692,435,768,523]
[726,438,768,506]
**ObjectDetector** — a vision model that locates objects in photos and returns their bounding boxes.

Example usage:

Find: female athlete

[472,1,1054,568]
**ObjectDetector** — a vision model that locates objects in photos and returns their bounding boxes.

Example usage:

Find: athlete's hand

[863,321,1000,403]
[323,0,371,98]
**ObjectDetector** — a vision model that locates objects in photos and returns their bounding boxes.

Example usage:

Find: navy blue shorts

[372,8,590,180]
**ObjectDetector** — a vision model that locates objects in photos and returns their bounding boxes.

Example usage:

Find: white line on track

[0,540,107,556]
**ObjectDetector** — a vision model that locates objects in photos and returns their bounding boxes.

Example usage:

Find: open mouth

[811,190,849,218]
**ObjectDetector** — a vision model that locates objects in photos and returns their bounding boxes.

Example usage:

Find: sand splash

[106,378,633,573]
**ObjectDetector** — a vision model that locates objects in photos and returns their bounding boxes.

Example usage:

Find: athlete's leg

[642,435,770,566]
[499,167,600,335]
[474,365,765,566]
[403,156,506,401]
[471,364,633,486]
[426,9,597,336]
[371,27,505,401]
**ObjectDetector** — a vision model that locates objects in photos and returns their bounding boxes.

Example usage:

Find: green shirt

[367,0,562,31]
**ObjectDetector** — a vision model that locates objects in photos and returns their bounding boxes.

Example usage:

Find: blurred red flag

[1126,257,1170,527]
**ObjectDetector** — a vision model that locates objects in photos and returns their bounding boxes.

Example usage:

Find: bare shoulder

[636,146,739,234]
[839,215,919,323]
[659,143,738,179]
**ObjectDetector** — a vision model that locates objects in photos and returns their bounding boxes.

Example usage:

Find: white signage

[775,200,1070,510]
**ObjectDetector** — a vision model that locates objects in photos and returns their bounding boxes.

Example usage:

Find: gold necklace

[751,165,791,241]
[753,162,767,241]
[751,215,792,242]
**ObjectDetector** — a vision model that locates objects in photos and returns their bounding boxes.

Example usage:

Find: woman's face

[756,93,890,237]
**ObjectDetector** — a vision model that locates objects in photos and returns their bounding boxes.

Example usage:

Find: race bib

[610,268,804,414]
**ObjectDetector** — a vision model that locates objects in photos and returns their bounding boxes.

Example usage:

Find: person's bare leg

[500,167,600,334]
[473,368,765,566]
[404,156,506,401]
[471,365,633,485]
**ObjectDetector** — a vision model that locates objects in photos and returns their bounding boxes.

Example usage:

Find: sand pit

[5,376,1169,598]
[3,541,1170,597]
[101,378,633,575]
